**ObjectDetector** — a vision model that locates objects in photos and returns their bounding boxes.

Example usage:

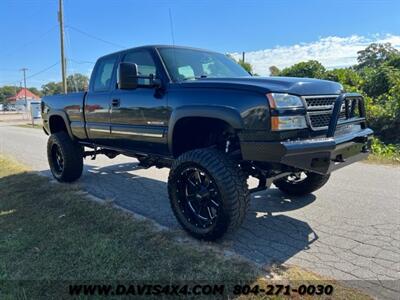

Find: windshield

[158,47,251,82]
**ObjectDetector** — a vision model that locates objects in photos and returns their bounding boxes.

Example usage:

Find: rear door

[110,49,169,154]
[84,54,118,146]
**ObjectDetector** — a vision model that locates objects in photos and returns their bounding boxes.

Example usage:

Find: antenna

[168,8,179,83]
[168,8,176,47]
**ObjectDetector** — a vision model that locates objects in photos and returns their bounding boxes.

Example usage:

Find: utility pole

[242,51,245,63]
[20,68,28,101]
[20,68,32,124]
[58,0,67,94]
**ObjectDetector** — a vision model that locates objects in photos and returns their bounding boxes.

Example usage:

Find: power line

[64,29,95,66]
[64,27,78,92]
[0,62,58,86]
[68,58,95,65]
[0,25,58,57]
[26,62,60,80]
[0,68,20,72]
[66,24,126,49]
[0,79,21,86]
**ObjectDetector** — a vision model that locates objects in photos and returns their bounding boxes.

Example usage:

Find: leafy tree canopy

[0,73,89,102]
[238,59,253,74]
[0,86,42,103]
[356,42,399,69]
[268,43,400,144]
[278,60,326,78]
[41,73,89,96]
[269,66,280,76]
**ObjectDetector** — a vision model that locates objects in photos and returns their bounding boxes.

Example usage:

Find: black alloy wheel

[47,132,83,182]
[176,166,221,229]
[168,148,249,240]
[51,143,64,175]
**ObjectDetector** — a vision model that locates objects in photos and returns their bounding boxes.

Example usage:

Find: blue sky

[1,0,399,88]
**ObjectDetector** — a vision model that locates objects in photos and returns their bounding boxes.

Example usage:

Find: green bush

[370,137,400,163]
[274,42,400,149]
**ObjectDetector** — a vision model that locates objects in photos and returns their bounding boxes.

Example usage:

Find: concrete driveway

[1,124,399,299]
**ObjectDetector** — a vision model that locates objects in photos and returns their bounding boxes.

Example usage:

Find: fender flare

[167,105,244,155]
[47,110,75,140]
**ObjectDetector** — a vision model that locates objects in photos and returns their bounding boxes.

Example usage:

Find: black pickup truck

[41,45,373,240]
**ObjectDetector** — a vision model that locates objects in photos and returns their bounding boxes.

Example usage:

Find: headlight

[271,116,307,131]
[267,93,304,108]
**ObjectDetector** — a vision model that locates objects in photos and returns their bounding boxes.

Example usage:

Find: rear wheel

[47,132,83,182]
[274,172,330,196]
[168,149,249,241]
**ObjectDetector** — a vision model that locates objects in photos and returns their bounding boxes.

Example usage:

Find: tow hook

[333,154,346,163]
[362,145,370,153]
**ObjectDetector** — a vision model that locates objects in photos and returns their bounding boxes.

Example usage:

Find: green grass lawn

[0,155,370,299]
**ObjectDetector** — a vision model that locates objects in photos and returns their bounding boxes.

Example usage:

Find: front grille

[308,113,332,128]
[305,96,336,109]
[303,95,362,130]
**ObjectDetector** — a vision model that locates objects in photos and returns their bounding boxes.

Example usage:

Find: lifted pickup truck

[41,45,373,240]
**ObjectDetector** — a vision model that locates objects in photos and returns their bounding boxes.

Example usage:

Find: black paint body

[41,45,373,174]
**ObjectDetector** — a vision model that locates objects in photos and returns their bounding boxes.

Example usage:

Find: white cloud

[230,34,400,76]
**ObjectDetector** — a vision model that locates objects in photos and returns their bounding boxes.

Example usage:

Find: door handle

[111,98,120,108]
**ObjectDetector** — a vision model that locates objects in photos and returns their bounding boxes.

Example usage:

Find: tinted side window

[123,51,156,85]
[93,56,116,92]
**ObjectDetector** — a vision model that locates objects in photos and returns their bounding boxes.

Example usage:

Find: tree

[387,53,400,69]
[366,81,400,143]
[261,42,399,144]
[41,82,63,96]
[0,86,18,103]
[28,87,42,98]
[41,73,89,95]
[356,43,399,69]
[0,86,43,103]
[66,73,89,92]
[323,68,362,92]
[269,66,280,76]
[278,60,326,79]
[238,59,253,74]
[361,66,400,98]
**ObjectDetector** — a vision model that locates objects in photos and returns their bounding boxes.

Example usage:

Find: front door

[110,49,169,154]
[85,54,118,146]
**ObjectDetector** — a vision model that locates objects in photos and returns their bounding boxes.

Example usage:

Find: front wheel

[47,132,83,182]
[168,149,249,241]
[274,172,330,196]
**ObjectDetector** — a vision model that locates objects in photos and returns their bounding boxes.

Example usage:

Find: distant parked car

[0,104,3,111]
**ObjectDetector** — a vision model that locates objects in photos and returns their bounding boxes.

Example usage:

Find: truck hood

[179,76,344,95]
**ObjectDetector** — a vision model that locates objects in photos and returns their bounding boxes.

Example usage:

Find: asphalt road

[1,123,399,299]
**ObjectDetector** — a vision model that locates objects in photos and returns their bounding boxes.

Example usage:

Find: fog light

[271,116,307,131]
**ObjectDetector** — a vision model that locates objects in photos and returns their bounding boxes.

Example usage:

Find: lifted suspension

[83,148,119,160]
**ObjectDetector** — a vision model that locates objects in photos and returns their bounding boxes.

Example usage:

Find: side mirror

[118,62,138,89]
[148,73,162,89]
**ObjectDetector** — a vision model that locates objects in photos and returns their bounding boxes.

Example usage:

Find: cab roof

[97,45,218,61]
